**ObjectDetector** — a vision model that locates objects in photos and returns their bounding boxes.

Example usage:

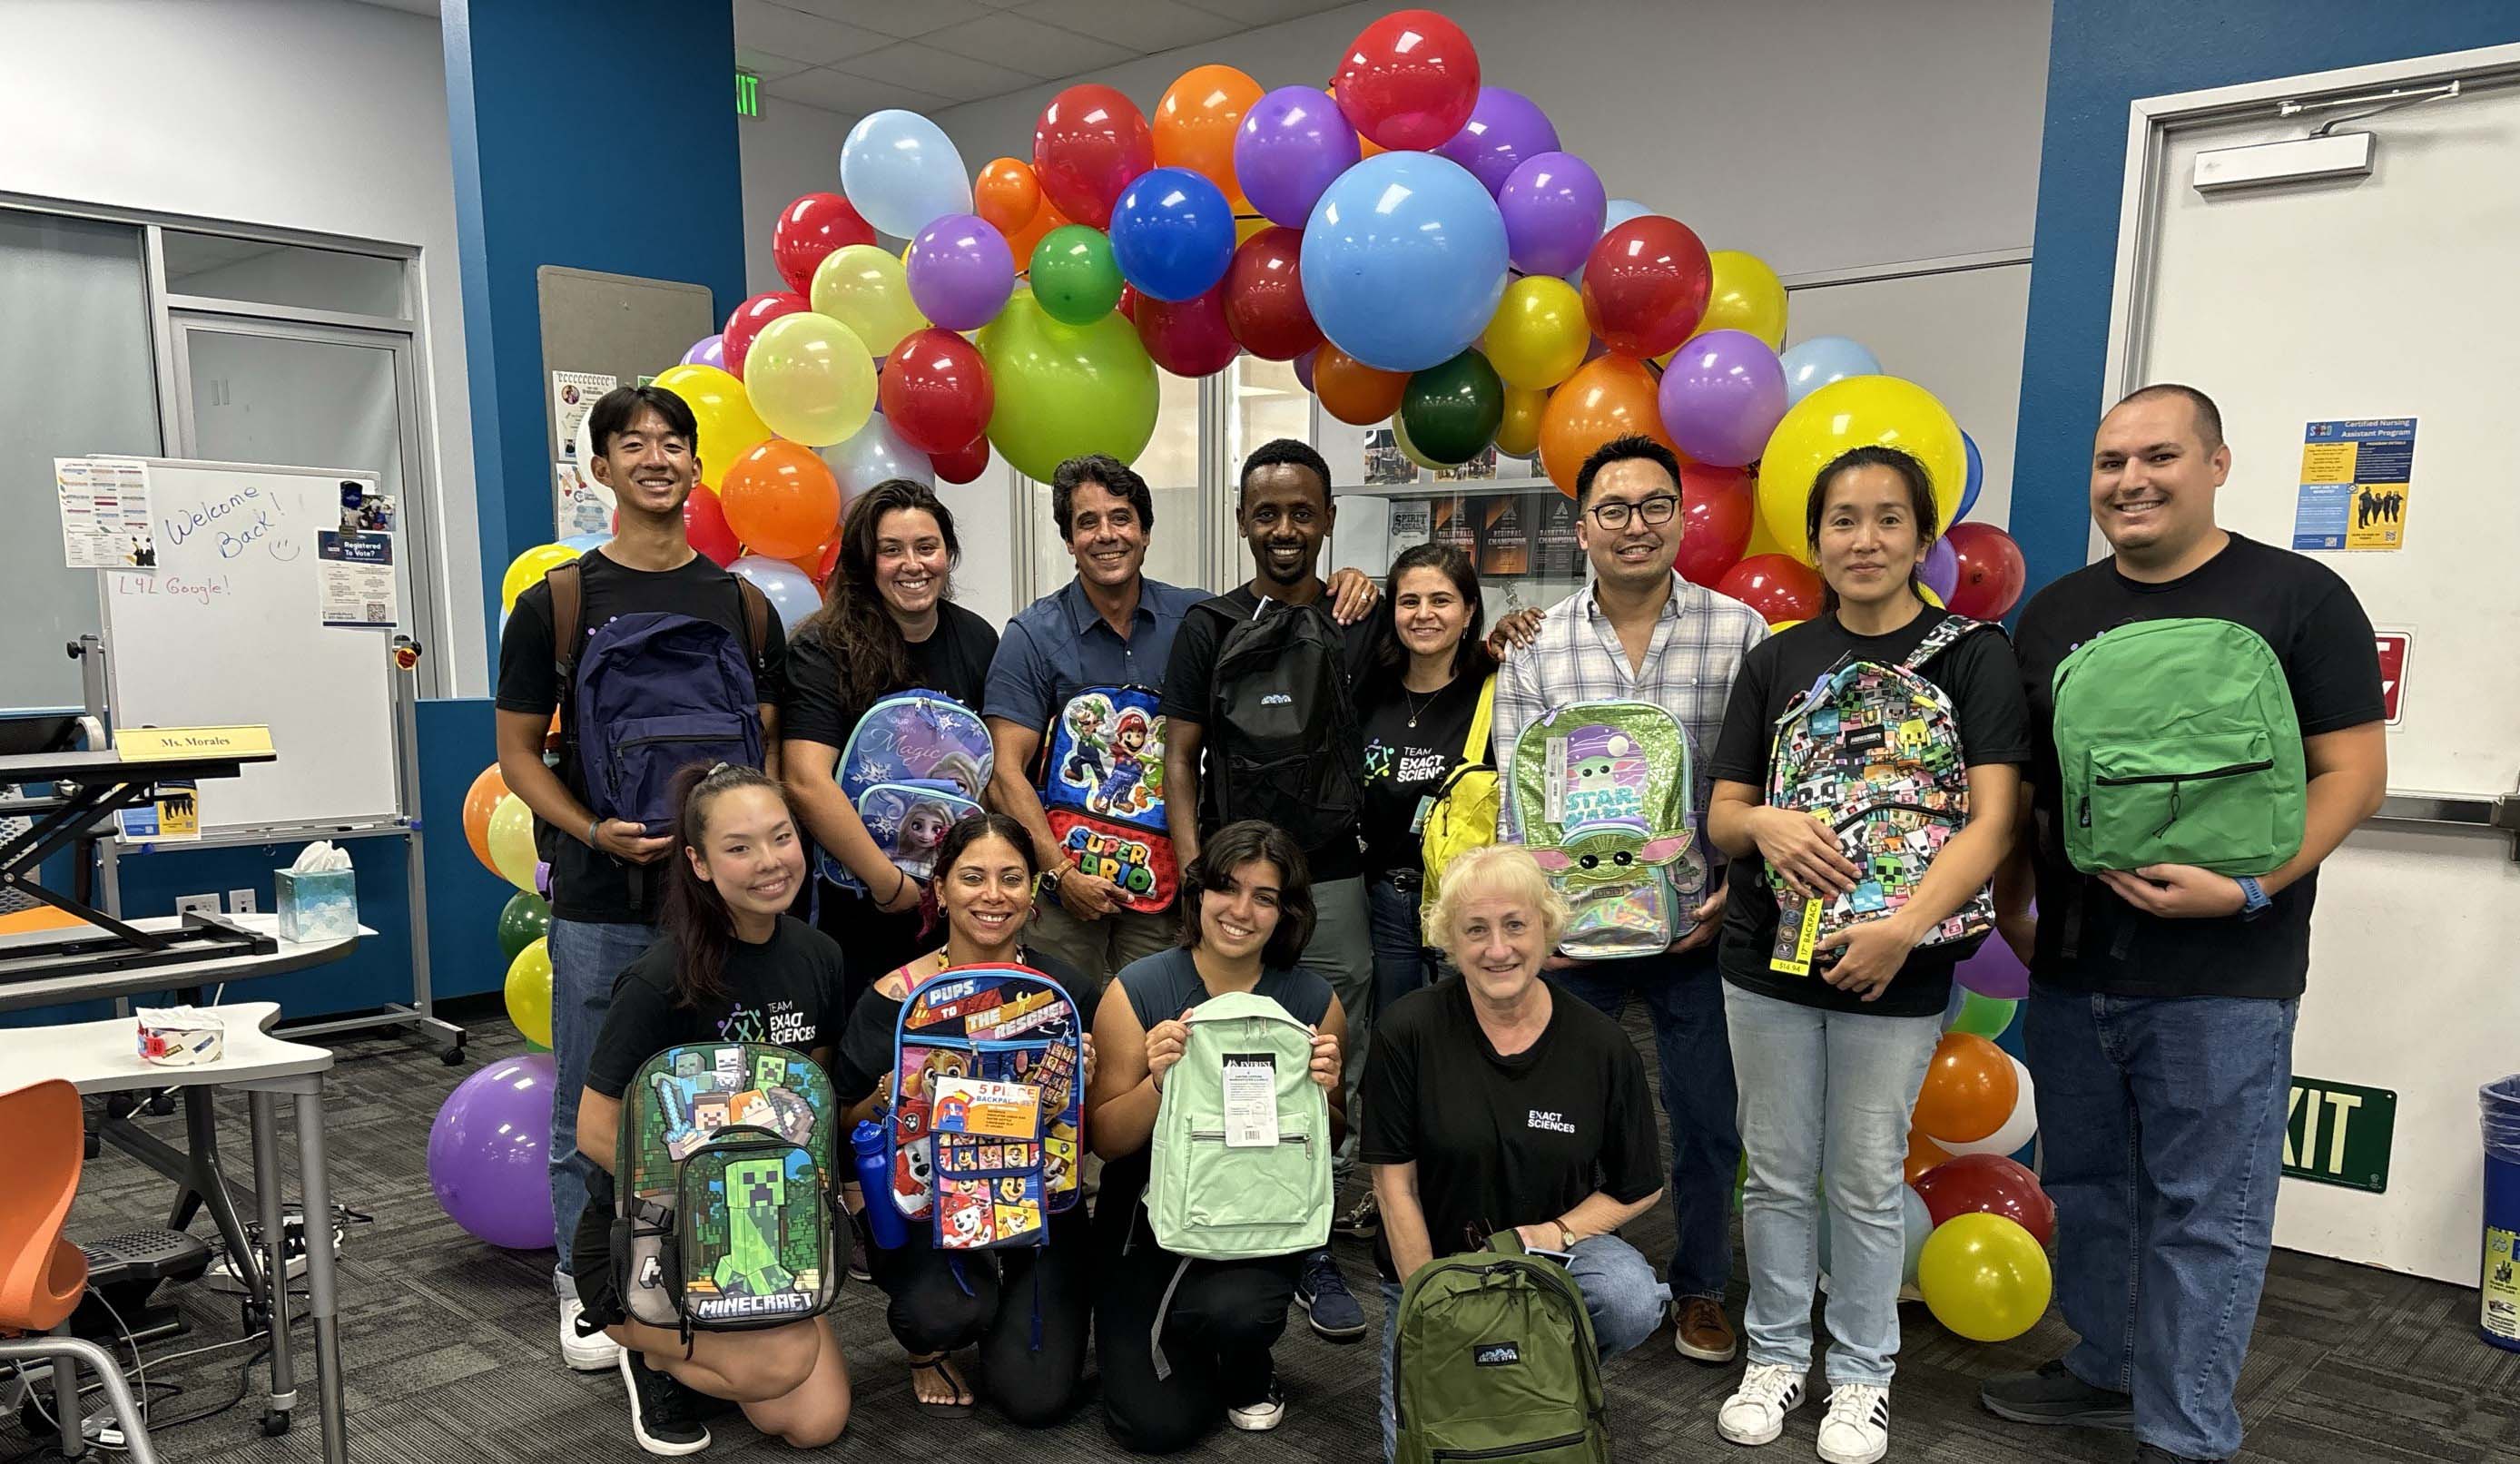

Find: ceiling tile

[735,48,812,83]
[761,66,952,116]
[769,0,995,41]
[1175,0,1354,25]
[920,14,1139,80]
[733,0,892,64]
[1012,0,1239,55]
[829,41,1039,103]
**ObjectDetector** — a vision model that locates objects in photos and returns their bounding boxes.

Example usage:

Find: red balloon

[1133,283,1240,377]
[1912,1154,2055,1248]
[683,483,743,567]
[720,290,810,380]
[1580,215,1714,359]
[1716,554,1824,624]
[1672,464,1754,588]
[1033,84,1155,230]
[1220,226,1323,361]
[1944,522,2027,619]
[931,436,991,486]
[772,192,874,296]
[878,328,995,456]
[1333,9,1482,152]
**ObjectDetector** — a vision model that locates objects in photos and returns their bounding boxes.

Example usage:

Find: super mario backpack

[614,1043,841,1336]
[885,966,1086,1252]
[1763,615,1995,976]
[822,691,993,890]
[1038,685,1176,912]
[1509,701,1704,960]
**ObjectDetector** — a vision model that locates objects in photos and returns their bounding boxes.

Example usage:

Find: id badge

[1408,794,1435,836]
[1222,1053,1279,1148]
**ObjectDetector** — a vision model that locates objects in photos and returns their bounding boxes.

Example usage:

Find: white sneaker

[561,1292,624,1371]
[1225,1383,1285,1432]
[1717,1362,1808,1446]
[1816,1383,1890,1464]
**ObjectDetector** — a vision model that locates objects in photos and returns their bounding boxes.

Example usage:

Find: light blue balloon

[1956,430,1984,522]
[819,414,932,499]
[728,555,823,635]
[1779,335,1884,408]
[839,110,972,240]
[1815,1182,1934,1287]
[1566,196,1650,290]
[556,532,609,554]
[1301,152,1509,374]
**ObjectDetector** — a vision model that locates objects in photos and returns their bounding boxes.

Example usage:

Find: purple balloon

[1292,346,1317,393]
[1656,329,1787,468]
[1236,85,1363,229]
[681,333,725,369]
[1921,535,1960,602]
[428,1054,558,1250]
[1497,152,1607,278]
[1954,934,2030,1000]
[1435,86,1560,198]
[906,211,1014,331]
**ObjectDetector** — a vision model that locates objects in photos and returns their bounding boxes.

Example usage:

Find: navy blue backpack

[549,561,773,835]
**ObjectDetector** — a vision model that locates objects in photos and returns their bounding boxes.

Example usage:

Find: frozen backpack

[885,965,1086,1252]
[1038,685,1176,913]
[1763,615,1995,977]
[1509,701,1703,961]
[822,691,993,889]
[613,1043,840,1336]
[1144,990,1332,1262]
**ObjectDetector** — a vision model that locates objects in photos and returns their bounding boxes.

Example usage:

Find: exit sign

[736,70,760,118]
[2374,630,2410,725]
[2283,1076,2396,1193]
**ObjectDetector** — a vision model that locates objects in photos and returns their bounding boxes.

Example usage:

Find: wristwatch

[1555,1222,1577,1251]
[1038,865,1065,898]
[2234,875,2271,920]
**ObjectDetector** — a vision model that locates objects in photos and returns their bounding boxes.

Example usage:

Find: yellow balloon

[650,363,772,468]
[1494,385,1546,458]
[1920,583,1945,609]
[1483,276,1590,392]
[811,242,930,359]
[1235,214,1271,246]
[1389,411,1446,471]
[487,793,538,894]
[743,310,876,447]
[1740,504,1810,565]
[499,544,578,614]
[1697,250,1787,350]
[504,937,553,1048]
[1756,375,1965,554]
[1768,618,1806,634]
[1916,1213,2052,1342]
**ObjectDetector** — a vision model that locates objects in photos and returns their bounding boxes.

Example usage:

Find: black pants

[815,880,930,1012]
[1092,1199,1300,1453]
[866,1204,1093,1427]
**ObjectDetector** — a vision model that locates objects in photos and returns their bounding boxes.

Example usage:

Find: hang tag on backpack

[1222,1053,1280,1148]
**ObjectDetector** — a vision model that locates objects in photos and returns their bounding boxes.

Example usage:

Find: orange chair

[0,1079,160,1463]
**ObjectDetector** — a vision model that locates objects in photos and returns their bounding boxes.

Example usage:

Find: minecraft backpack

[1508,701,1703,961]
[613,1043,840,1336]
[820,691,993,890]
[885,966,1086,1252]
[1763,616,1996,976]
[1038,684,1176,913]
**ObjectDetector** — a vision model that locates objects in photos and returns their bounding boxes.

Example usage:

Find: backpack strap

[733,575,773,671]
[1900,614,1987,673]
[546,559,588,680]
[1461,674,1496,764]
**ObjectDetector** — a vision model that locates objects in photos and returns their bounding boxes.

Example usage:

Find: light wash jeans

[546,917,655,1283]
[1724,983,1941,1386]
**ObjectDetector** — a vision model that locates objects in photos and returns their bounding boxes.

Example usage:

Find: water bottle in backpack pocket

[1039,685,1178,912]
[1144,990,1332,1261]
[1510,701,1703,961]
[1393,1231,1610,1464]
[884,966,1086,1252]
[819,692,993,889]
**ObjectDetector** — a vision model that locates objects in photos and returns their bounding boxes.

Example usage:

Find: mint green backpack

[2050,617,2306,875]
[1394,1232,1609,1464]
[1144,990,1331,1261]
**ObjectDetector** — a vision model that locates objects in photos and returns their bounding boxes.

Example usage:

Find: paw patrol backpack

[614,1043,841,1336]
[822,692,993,890]
[885,966,1086,1252]
[1038,685,1177,913]
[1509,701,1703,960]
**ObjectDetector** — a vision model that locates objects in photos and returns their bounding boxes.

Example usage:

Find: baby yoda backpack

[821,691,993,890]
[1763,615,1996,976]
[1509,701,1703,960]
[614,1043,841,1336]
[885,965,1087,1252]
[1038,684,1177,913]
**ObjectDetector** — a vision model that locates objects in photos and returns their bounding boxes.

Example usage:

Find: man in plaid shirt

[1494,433,1769,1366]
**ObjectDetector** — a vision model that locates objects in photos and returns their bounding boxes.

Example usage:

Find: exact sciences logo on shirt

[1364,736,1452,783]
[1527,1108,1576,1135]
[718,998,815,1048]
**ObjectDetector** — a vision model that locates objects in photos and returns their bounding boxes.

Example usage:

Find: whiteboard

[99,457,402,836]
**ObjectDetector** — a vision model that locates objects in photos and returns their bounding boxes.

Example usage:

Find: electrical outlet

[175,892,221,918]
[229,889,258,914]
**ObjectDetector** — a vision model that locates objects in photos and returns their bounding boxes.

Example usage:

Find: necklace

[1404,686,1437,728]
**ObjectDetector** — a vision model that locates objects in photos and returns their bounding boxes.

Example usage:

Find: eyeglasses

[1585,494,1679,530]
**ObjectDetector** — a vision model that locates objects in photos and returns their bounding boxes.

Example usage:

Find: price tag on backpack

[1222,1053,1279,1148]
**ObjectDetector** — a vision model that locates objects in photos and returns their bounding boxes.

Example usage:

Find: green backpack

[2051,617,2306,875]
[1394,1232,1609,1464]
[1144,989,1331,1261]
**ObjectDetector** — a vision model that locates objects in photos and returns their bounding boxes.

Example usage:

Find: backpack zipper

[2082,758,2272,836]
[1831,801,1958,833]
[1429,1434,1591,1460]
[1393,1255,1600,1441]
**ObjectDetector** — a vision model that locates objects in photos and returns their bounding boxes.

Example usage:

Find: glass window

[162,230,409,319]
[1029,367,1206,597]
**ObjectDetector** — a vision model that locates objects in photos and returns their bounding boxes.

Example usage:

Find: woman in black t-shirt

[573,763,852,1455]
[829,812,1094,1422]
[1702,447,2027,1459]
[781,480,999,1002]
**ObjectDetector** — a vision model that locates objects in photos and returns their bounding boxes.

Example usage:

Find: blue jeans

[1377,1235,1669,1460]
[1724,984,1941,1386]
[1366,873,1435,1021]
[1556,946,1737,1300]
[2027,987,2299,1461]
[546,917,656,1281]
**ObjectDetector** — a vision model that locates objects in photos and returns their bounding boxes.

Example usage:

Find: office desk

[0,912,360,1016]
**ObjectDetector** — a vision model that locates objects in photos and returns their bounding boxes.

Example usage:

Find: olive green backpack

[1393,1231,1609,1464]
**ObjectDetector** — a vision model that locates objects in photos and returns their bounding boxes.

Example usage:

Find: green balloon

[1399,348,1504,466]
[1948,990,2018,1039]
[497,890,550,961]
[1029,225,1124,327]
[975,287,1158,483]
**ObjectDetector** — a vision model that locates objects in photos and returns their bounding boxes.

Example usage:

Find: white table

[0,911,363,1015]
[0,1002,348,1464]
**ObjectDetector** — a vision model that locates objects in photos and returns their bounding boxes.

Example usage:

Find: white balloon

[1938,1056,2038,1158]
[819,414,934,501]
[728,555,822,634]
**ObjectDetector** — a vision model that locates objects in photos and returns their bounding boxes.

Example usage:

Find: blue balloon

[1778,335,1885,408]
[1566,196,1650,290]
[840,110,971,239]
[1302,152,1510,373]
[556,532,609,554]
[1956,430,1984,523]
[728,555,822,635]
[1816,1183,1934,1287]
[1107,167,1236,303]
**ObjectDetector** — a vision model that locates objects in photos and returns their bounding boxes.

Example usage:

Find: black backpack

[1203,597,1362,852]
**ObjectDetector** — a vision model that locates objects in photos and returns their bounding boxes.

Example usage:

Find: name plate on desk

[113,725,274,761]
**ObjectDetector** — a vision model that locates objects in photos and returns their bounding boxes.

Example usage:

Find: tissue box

[276,868,359,941]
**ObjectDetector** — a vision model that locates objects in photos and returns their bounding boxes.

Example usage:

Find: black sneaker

[1332,1194,1381,1240]
[619,1349,713,1455]
[1979,1359,2134,1430]
[1295,1248,1368,1341]
[2132,1448,2220,1464]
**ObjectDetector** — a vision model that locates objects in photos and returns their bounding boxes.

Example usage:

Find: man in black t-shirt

[1981,386,2385,1464]
[493,385,788,1373]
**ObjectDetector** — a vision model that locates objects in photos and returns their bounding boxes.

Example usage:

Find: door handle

[2366,778,2520,860]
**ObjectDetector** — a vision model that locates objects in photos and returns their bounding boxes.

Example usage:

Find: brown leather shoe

[1672,1296,1738,1363]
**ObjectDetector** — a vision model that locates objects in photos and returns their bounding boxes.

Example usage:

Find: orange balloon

[973,156,1041,238]
[1905,1128,1953,1184]
[1157,64,1263,207]
[719,438,842,559]
[1539,355,1680,496]
[1007,199,1072,278]
[462,763,507,875]
[1915,1032,2021,1146]
[1314,342,1407,426]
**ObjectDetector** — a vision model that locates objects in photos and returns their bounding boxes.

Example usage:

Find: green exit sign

[736,70,760,118]
[2283,1076,2396,1193]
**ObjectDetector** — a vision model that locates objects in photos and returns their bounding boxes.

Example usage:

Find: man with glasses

[1493,434,1767,1366]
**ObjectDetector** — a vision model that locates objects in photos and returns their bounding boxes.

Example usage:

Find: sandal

[908,1353,973,1410]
